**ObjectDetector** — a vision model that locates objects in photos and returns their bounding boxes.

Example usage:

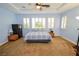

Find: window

[47,18,54,28]
[32,18,45,28]
[61,16,67,29]
[23,18,30,28]
[23,17,55,29]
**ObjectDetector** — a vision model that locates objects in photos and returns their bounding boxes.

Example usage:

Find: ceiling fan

[35,3,50,10]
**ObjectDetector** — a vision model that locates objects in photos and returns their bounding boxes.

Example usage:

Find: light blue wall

[16,14,61,36]
[60,7,79,44]
[0,6,16,45]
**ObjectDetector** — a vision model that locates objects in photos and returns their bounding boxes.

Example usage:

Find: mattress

[24,32,52,40]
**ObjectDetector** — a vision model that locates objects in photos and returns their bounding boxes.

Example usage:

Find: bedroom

[0,3,79,56]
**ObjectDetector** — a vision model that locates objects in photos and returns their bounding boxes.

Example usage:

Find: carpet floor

[0,36,76,56]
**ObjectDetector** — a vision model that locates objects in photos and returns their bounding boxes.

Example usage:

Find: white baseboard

[0,40,8,46]
[61,35,76,45]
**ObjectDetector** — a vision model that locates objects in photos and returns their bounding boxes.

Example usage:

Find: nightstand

[49,31,54,38]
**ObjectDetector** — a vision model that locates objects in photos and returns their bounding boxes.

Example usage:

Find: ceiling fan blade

[35,3,50,7]
[41,5,50,7]
[36,3,41,6]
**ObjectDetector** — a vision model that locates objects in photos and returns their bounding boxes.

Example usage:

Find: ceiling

[1,3,79,14]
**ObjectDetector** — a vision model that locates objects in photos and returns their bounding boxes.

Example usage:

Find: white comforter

[24,32,51,40]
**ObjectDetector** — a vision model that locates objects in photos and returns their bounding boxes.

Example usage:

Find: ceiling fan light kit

[36,5,41,9]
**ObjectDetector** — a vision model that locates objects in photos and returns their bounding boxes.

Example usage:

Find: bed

[24,31,52,43]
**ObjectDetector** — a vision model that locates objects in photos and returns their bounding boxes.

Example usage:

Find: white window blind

[32,18,46,28]
[61,16,67,29]
[48,18,54,28]
[23,17,55,29]
[23,18,30,28]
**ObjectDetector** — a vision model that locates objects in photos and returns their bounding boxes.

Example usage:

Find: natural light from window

[23,18,30,28]
[48,18,54,28]
[23,17,55,29]
[61,16,67,29]
[32,18,45,28]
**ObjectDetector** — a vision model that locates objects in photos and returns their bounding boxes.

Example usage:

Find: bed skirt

[26,40,51,43]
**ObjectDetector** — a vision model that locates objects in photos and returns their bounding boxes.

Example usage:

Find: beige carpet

[0,36,76,56]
